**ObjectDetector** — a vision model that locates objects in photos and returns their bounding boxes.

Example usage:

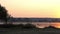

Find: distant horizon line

[13,17,60,18]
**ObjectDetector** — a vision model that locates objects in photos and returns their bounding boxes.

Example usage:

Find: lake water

[0,22,60,34]
[0,22,60,28]
[12,22,60,28]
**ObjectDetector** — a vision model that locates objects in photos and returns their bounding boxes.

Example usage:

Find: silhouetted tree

[0,4,8,24]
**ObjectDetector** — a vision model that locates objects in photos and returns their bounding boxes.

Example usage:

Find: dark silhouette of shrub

[17,24,24,28]
[44,26,56,29]
[0,24,13,28]
[45,26,55,28]
[23,23,36,29]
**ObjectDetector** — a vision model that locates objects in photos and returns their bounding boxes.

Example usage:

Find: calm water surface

[0,22,60,28]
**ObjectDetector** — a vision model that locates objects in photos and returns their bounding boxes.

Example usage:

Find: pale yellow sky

[0,0,60,18]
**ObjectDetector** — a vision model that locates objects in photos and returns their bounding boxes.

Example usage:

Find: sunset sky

[0,0,60,18]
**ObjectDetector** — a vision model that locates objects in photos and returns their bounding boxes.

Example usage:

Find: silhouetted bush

[44,26,56,29]
[17,24,24,28]
[0,24,13,28]
[22,23,36,29]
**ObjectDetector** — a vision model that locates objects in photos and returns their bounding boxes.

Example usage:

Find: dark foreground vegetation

[0,23,36,29]
[0,24,60,34]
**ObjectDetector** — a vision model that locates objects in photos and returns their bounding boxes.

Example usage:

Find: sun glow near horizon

[0,0,60,18]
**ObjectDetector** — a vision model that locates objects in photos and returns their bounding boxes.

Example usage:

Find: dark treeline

[10,18,60,22]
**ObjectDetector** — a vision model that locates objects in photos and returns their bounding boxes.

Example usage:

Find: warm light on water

[0,22,60,28]
[12,22,60,28]
[51,23,60,28]
[32,22,60,28]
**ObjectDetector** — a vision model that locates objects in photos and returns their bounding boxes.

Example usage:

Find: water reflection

[0,22,60,28]
[32,22,60,28]
[12,22,60,28]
